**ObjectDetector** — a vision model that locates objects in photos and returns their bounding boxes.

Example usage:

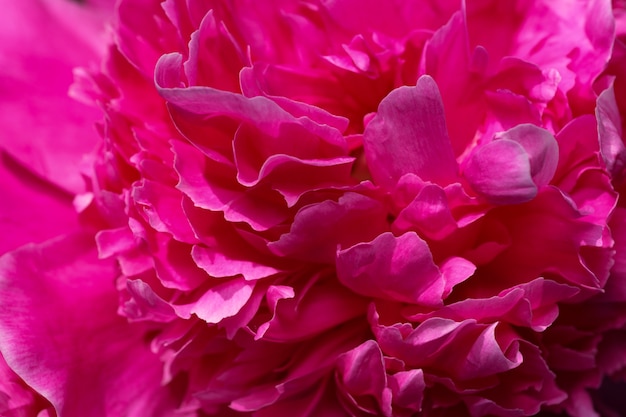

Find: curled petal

[464,139,537,205]
[192,244,281,281]
[173,277,256,323]
[336,232,444,307]
[464,124,558,205]
[408,278,580,331]
[363,75,458,189]
[495,124,559,189]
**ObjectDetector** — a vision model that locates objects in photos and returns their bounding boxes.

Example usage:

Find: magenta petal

[363,75,458,189]
[116,0,175,76]
[132,180,200,244]
[171,139,239,211]
[156,54,346,153]
[393,183,459,240]
[184,10,243,90]
[336,232,444,306]
[0,351,54,416]
[464,137,537,205]
[420,11,483,155]
[257,279,367,342]
[95,226,138,259]
[171,139,290,231]
[597,85,626,181]
[270,192,388,263]
[336,340,386,399]
[410,278,579,332]
[464,124,558,205]
[494,124,559,188]
[440,256,476,298]
[0,152,79,255]
[239,66,351,133]
[0,234,181,416]
[124,279,177,323]
[192,244,281,280]
[456,324,522,380]
[0,0,110,193]
[173,277,256,323]
[388,370,425,412]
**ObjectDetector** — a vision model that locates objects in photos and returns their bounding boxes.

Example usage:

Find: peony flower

[2,0,626,416]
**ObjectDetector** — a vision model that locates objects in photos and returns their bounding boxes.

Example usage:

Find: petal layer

[0,234,181,417]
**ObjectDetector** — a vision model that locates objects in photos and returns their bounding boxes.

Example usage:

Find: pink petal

[270,192,388,263]
[553,115,617,232]
[0,351,54,416]
[393,182,459,240]
[231,324,366,413]
[494,124,559,188]
[336,232,444,306]
[172,139,290,231]
[156,54,347,153]
[482,188,607,294]
[455,323,522,380]
[388,370,425,412]
[409,278,579,331]
[0,0,112,193]
[337,340,386,398]
[489,58,560,103]
[256,278,367,342]
[0,234,181,416]
[464,128,551,205]
[483,90,542,141]
[372,315,478,369]
[239,65,350,133]
[151,233,210,291]
[184,10,244,90]
[0,152,79,255]
[172,277,255,323]
[232,123,354,206]
[391,174,486,239]
[420,11,484,155]
[132,180,200,244]
[597,85,626,181]
[363,75,458,189]
[253,381,348,417]
[95,226,138,259]
[116,0,178,76]
[440,256,477,298]
[171,139,240,212]
[123,279,177,323]
[192,244,281,280]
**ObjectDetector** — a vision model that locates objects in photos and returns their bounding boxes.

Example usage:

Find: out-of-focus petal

[0,0,113,193]
[0,234,183,417]
[0,152,79,255]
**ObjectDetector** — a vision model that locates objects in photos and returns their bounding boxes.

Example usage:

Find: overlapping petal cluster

[3,0,626,416]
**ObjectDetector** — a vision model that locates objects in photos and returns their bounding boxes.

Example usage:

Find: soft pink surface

[2,0,626,416]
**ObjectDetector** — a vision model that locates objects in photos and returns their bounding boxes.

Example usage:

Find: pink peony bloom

[2,0,626,416]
